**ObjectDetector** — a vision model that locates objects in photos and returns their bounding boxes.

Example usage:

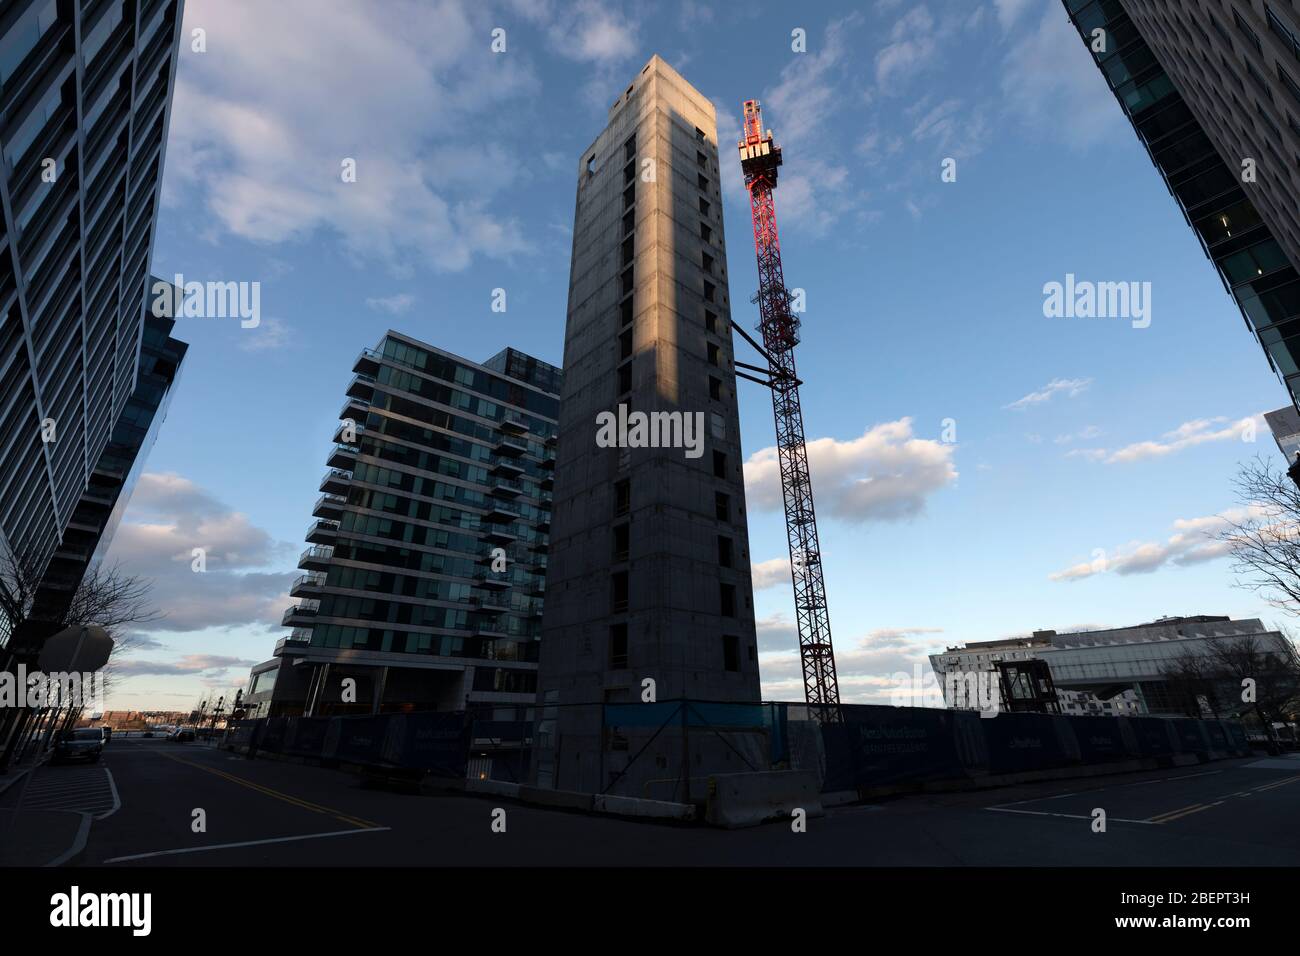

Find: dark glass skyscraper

[247,333,560,720]
[0,0,184,577]
[1065,0,1300,408]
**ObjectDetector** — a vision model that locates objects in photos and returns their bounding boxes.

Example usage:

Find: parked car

[52,728,105,764]
[168,727,196,742]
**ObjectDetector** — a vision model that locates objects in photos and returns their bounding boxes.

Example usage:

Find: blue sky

[102,0,1291,711]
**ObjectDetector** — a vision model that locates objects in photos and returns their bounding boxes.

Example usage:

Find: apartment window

[709,375,721,400]
[705,309,717,332]
[723,634,740,672]
[695,126,705,142]
[624,134,636,160]
[697,172,709,190]
[700,222,712,242]
[623,209,634,235]
[612,571,629,613]
[713,450,726,478]
[617,361,631,395]
[696,150,707,166]
[703,281,715,302]
[614,479,630,516]
[623,184,635,210]
[1268,5,1300,61]
[586,154,595,175]
[719,583,736,618]
[624,161,636,185]
[702,252,714,273]
[619,328,632,360]
[621,267,634,296]
[622,236,634,267]
[699,197,711,216]
[707,343,720,366]
[711,411,725,439]
[715,491,729,521]
[610,623,628,669]
[1234,8,1263,54]
[621,298,634,326]
[613,523,630,562]
[717,535,733,568]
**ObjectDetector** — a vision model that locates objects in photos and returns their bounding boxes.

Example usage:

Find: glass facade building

[1064,0,1300,408]
[0,0,184,577]
[257,333,560,718]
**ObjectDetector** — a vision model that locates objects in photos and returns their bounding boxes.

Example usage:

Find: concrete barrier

[593,794,696,821]
[517,785,594,811]
[705,770,822,829]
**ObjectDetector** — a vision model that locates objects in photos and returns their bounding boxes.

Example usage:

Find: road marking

[1120,770,1222,788]
[157,752,380,829]
[1251,774,1300,793]
[985,807,1154,824]
[45,812,92,868]
[97,768,121,820]
[1147,802,1224,824]
[103,826,392,864]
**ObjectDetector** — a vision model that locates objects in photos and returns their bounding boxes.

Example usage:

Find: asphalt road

[8,738,1298,866]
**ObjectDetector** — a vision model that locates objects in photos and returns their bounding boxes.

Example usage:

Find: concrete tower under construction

[533,56,762,797]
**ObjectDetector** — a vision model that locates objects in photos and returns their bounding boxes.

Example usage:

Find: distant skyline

[104,0,1293,710]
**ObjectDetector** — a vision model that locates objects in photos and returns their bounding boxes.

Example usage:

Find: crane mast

[737,100,841,721]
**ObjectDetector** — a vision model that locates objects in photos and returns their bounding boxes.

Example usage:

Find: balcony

[290,572,326,598]
[274,633,312,655]
[534,514,550,533]
[494,434,528,457]
[327,444,359,469]
[531,540,549,555]
[473,621,510,639]
[346,373,375,400]
[332,421,365,445]
[539,474,553,491]
[470,595,510,614]
[354,347,382,376]
[299,545,334,571]
[499,414,528,435]
[474,571,512,591]
[490,476,524,498]
[482,526,518,545]
[491,458,525,478]
[340,395,370,421]
[313,493,346,519]
[545,433,557,448]
[305,519,339,545]
[540,452,556,471]
[320,469,351,495]
[282,600,320,627]
[483,500,521,522]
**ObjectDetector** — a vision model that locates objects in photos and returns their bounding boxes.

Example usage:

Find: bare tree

[1204,633,1300,741]
[1217,456,1300,615]
[1160,647,1221,718]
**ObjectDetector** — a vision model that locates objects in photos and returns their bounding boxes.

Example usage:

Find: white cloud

[366,293,416,315]
[875,6,938,91]
[1070,416,1262,464]
[1054,424,1102,445]
[1000,3,1123,147]
[165,0,538,275]
[759,626,946,704]
[994,0,1036,29]
[237,317,291,352]
[103,473,295,633]
[1004,377,1092,410]
[1048,507,1266,581]
[752,558,792,591]
[744,418,957,523]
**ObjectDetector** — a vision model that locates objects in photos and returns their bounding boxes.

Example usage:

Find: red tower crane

[735,99,841,721]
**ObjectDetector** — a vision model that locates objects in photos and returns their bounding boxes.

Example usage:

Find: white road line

[986,807,1155,825]
[104,827,392,863]
[97,768,121,820]
[45,812,92,868]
